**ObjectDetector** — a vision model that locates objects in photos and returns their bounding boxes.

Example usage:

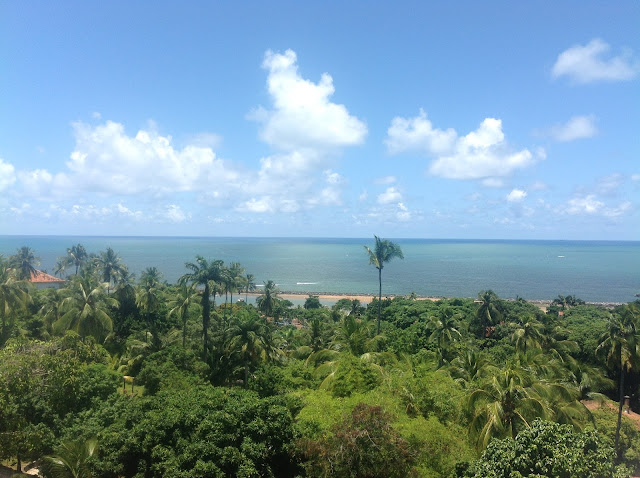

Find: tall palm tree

[364,236,404,335]
[228,262,245,308]
[225,311,278,388]
[57,244,88,276]
[596,306,639,449]
[245,273,256,302]
[179,256,224,362]
[9,246,40,280]
[95,247,127,293]
[168,283,200,347]
[256,280,279,319]
[0,256,31,345]
[136,268,164,344]
[475,290,503,338]
[55,276,117,341]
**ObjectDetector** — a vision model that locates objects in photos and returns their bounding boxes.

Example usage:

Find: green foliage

[462,419,628,478]
[562,305,611,364]
[591,406,640,475]
[64,387,299,478]
[303,295,322,310]
[136,345,209,395]
[300,403,417,478]
[322,354,381,397]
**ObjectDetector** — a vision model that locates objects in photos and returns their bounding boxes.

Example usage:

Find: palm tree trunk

[244,360,249,389]
[377,267,382,335]
[202,284,210,363]
[615,368,625,451]
[182,319,187,348]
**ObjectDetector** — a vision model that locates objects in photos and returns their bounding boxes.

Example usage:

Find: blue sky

[1,1,639,239]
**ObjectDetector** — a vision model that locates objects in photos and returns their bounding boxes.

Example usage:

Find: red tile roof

[29,269,66,283]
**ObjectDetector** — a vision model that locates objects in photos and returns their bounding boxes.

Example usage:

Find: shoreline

[245,291,626,309]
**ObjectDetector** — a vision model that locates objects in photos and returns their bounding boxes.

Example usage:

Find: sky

[1,1,639,240]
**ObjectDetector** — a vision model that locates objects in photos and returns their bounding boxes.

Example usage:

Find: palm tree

[475,290,503,338]
[245,273,256,302]
[9,246,40,280]
[596,306,639,450]
[446,348,496,388]
[256,280,279,319]
[510,316,546,355]
[364,236,404,335]
[228,262,244,307]
[0,256,31,345]
[225,311,278,388]
[95,247,127,293]
[136,269,164,344]
[428,307,462,366]
[179,256,224,362]
[55,276,117,341]
[468,365,547,449]
[57,244,88,276]
[43,438,98,478]
[168,283,200,347]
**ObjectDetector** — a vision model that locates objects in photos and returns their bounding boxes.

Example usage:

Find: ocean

[0,236,638,303]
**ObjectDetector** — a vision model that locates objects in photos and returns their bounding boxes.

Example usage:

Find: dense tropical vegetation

[0,242,639,477]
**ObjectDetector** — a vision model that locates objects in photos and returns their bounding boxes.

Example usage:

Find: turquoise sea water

[0,236,638,303]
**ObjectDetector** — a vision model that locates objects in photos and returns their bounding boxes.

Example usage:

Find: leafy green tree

[510,315,546,355]
[9,246,40,280]
[62,387,299,478]
[365,236,404,335]
[463,419,628,478]
[300,403,416,478]
[428,307,462,366]
[304,295,322,310]
[596,305,639,450]
[55,276,117,341]
[179,256,224,362]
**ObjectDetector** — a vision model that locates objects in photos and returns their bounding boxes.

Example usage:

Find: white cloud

[237,197,274,213]
[563,194,632,217]
[506,189,527,202]
[374,175,397,185]
[56,120,238,197]
[396,202,411,221]
[0,158,16,191]
[552,39,639,83]
[595,173,624,196]
[385,109,456,155]
[429,118,536,180]
[250,49,367,152]
[165,204,189,223]
[632,174,640,181]
[377,187,402,204]
[482,178,504,188]
[386,113,537,180]
[549,115,598,142]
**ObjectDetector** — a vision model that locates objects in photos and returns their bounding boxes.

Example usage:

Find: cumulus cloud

[549,115,598,142]
[507,189,527,202]
[429,118,536,180]
[165,204,189,223]
[377,187,402,204]
[0,158,16,191]
[386,112,538,180]
[385,109,456,155]
[64,120,237,196]
[250,49,367,152]
[563,194,632,217]
[552,39,639,83]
